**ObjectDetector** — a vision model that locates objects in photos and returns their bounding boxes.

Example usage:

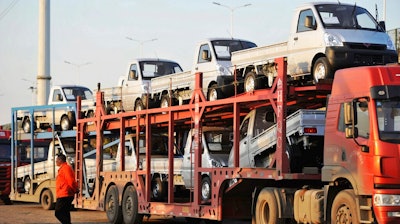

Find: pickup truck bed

[252,109,325,156]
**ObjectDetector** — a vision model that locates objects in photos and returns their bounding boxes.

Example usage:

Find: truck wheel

[160,95,171,108]
[122,185,143,224]
[331,190,359,224]
[134,99,144,111]
[22,117,34,133]
[313,57,332,83]
[41,189,55,210]
[60,115,72,131]
[24,176,31,193]
[151,177,165,201]
[105,185,123,224]
[201,176,211,201]
[254,188,283,224]
[208,84,219,101]
[244,72,258,92]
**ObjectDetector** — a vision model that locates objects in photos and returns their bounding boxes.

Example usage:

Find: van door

[288,8,325,74]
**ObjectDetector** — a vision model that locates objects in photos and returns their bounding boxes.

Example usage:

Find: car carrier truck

[0,128,12,204]
[23,57,400,223]
[232,2,398,92]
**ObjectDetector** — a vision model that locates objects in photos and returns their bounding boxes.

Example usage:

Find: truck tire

[254,188,283,224]
[60,115,72,131]
[151,177,165,201]
[24,176,31,193]
[160,95,171,108]
[208,84,220,101]
[22,117,34,133]
[331,189,359,224]
[201,176,211,201]
[41,189,55,210]
[134,99,144,111]
[244,72,258,92]
[122,185,143,224]
[105,185,123,224]
[313,57,332,83]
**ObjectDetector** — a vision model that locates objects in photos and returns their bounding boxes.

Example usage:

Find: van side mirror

[305,16,316,30]
[378,21,386,31]
[344,102,353,125]
[201,50,211,61]
[129,70,137,80]
[56,93,63,101]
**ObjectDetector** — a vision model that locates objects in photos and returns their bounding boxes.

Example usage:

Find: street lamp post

[126,37,158,57]
[212,2,251,37]
[64,61,91,84]
[21,78,37,105]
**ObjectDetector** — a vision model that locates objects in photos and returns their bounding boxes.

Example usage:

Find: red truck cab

[0,129,11,204]
[323,64,400,223]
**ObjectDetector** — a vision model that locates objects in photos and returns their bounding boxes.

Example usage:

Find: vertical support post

[167,111,174,203]
[145,114,152,202]
[119,117,125,171]
[233,102,240,167]
[194,72,203,206]
[275,57,288,175]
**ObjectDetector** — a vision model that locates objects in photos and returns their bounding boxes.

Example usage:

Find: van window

[297,9,316,32]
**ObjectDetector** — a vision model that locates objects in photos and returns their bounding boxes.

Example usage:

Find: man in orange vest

[55,154,77,224]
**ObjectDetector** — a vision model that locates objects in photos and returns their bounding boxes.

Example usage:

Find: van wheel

[254,188,283,224]
[151,177,165,201]
[207,84,219,101]
[331,190,359,224]
[105,185,123,223]
[122,185,143,224]
[201,176,211,201]
[41,189,55,210]
[60,115,72,131]
[313,57,332,83]
[22,117,34,133]
[134,99,144,111]
[244,72,258,92]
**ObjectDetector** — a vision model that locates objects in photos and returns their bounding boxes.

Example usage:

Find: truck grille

[347,43,387,51]
[354,54,384,65]
[0,165,11,194]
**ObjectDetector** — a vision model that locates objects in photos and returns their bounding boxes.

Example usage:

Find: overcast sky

[0,0,399,125]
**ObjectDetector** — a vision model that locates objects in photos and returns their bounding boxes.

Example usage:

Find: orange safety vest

[56,162,77,198]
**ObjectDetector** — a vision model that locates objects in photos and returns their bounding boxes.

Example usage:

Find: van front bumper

[325,44,398,71]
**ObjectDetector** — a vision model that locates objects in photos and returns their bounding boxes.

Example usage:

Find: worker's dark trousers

[55,196,74,224]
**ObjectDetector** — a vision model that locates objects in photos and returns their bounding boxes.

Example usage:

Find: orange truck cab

[323,64,400,223]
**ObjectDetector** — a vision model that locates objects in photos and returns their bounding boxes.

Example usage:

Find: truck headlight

[216,65,232,76]
[324,33,343,47]
[374,194,400,206]
[386,37,396,50]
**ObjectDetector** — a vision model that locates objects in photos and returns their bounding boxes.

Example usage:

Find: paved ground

[0,202,250,224]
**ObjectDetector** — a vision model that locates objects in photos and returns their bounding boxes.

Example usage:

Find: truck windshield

[139,61,183,80]
[316,4,384,32]
[62,87,94,101]
[376,100,400,143]
[211,40,257,61]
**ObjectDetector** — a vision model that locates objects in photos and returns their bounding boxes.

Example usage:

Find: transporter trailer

[74,57,400,223]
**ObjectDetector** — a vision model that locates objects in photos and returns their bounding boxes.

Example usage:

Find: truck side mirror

[201,50,211,61]
[129,70,138,80]
[344,102,353,125]
[305,16,316,30]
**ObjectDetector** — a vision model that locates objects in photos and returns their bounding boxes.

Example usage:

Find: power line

[0,0,19,22]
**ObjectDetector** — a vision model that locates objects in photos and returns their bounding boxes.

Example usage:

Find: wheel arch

[311,53,327,73]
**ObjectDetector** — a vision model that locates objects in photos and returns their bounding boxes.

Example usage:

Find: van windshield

[204,130,233,153]
[139,61,183,79]
[211,40,257,61]
[316,4,384,32]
